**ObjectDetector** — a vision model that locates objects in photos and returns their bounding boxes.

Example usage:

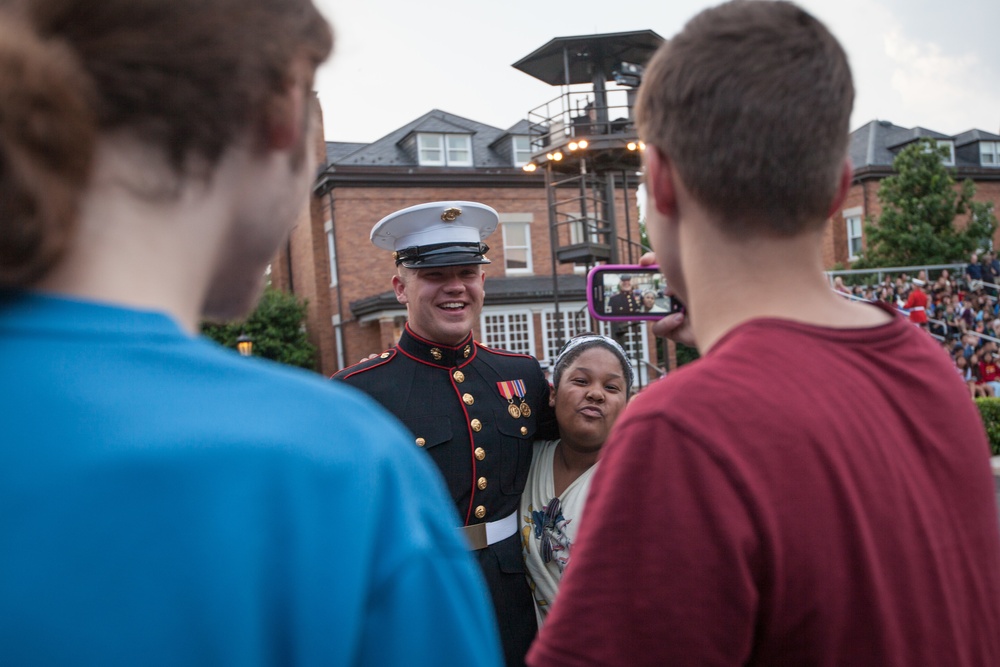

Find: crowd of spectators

[832,253,1000,399]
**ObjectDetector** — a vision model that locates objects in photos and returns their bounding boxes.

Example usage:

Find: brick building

[825,120,1000,268]
[272,105,649,379]
[278,102,1000,379]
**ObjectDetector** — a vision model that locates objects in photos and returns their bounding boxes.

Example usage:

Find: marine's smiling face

[393,264,485,346]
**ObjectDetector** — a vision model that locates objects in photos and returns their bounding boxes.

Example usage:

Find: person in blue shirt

[0,1,501,665]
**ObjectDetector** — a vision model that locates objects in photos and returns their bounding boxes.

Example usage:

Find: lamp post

[236,333,253,357]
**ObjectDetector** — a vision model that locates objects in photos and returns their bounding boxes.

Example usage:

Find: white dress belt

[460,510,518,550]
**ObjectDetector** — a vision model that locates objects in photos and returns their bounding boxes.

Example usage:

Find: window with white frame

[417,133,473,166]
[512,135,532,166]
[481,310,533,356]
[937,139,955,166]
[981,141,999,167]
[446,134,472,165]
[566,214,604,250]
[542,307,593,363]
[501,214,533,275]
[599,320,646,369]
[332,313,344,371]
[846,215,863,260]
[541,309,650,384]
[417,133,444,165]
[324,220,338,287]
[601,319,648,385]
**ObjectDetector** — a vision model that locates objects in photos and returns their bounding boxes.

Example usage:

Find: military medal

[497,380,523,418]
[514,379,531,417]
[498,379,529,419]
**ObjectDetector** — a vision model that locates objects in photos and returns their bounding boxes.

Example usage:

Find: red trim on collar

[404,322,474,350]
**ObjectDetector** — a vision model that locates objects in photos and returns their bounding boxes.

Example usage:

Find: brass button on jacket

[474,447,486,461]
[453,370,465,383]
[477,477,488,490]
[415,437,426,447]
[470,419,482,432]
[474,505,486,519]
[520,426,528,436]
[463,393,474,406]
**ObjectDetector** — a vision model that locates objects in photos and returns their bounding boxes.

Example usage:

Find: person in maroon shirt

[979,350,1000,395]
[528,2,1000,666]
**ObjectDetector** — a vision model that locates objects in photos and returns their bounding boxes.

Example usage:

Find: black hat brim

[399,253,491,269]
[395,242,490,269]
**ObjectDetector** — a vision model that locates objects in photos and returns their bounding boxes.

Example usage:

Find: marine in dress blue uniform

[333,201,556,667]
[608,275,640,315]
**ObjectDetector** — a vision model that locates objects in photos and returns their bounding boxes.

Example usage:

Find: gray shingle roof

[954,128,1000,147]
[407,116,474,134]
[327,109,527,169]
[849,120,914,167]
[503,119,533,135]
[325,142,367,165]
[850,120,999,169]
[886,126,951,149]
[489,119,533,150]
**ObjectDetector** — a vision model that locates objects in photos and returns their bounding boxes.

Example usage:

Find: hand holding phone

[587,264,684,321]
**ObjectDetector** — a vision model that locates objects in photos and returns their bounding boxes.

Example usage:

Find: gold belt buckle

[460,523,488,550]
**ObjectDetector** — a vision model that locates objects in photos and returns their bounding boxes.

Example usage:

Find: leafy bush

[202,288,317,371]
[974,397,1000,456]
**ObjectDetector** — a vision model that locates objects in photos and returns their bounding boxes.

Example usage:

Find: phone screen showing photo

[587,265,679,321]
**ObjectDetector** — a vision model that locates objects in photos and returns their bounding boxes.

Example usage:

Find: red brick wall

[973,181,1000,248]
[824,175,1000,269]
[270,97,338,374]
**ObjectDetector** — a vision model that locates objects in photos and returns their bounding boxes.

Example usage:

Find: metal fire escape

[512,30,664,350]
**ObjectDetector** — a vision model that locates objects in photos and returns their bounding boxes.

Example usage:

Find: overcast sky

[312,0,999,144]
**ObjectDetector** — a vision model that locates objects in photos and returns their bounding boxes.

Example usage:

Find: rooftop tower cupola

[513,30,663,268]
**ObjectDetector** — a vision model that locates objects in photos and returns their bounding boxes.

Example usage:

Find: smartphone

[587,264,684,321]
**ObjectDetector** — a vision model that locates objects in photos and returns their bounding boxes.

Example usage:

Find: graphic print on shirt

[526,496,574,573]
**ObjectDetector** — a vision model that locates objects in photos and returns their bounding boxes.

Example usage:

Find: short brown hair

[0,0,332,287]
[636,0,853,236]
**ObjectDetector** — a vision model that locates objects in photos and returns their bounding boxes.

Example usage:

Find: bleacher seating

[830,263,1000,398]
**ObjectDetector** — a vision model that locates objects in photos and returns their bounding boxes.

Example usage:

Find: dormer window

[937,139,955,166]
[512,136,532,167]
[920,139,955,166]
[981,141,999,167]
[417,133,472,166]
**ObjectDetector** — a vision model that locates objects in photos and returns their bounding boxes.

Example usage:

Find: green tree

[675,343,700,367]
[852,138,996,269]
[202,288,317,371]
